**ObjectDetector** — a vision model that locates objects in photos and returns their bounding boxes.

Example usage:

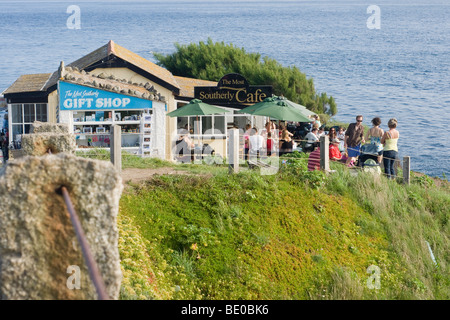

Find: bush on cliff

[117,159,449,300]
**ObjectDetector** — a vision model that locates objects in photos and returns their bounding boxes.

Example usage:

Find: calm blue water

[1,0,449,178]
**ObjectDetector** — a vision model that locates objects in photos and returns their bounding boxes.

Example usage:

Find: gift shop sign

[194,73,272,108]
[58,81,152,111]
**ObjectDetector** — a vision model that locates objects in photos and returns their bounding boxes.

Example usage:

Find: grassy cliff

[116,155,449,300]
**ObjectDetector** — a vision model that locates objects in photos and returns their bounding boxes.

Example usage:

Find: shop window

[11,104,22,123]
[115,110,141,121]
[10,103,48,142]
[12,124,23,140]
[177,116,189,131]
[73,109,150,149]
[36,103,47,121]
[202,116,212,134]
[214,114,225,134]
[233,115,249,131]
[24,104,35,123]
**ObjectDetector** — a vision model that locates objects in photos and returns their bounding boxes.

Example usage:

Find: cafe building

[2,40,272,161]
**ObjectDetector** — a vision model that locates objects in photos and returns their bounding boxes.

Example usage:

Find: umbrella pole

[197,115,201,155]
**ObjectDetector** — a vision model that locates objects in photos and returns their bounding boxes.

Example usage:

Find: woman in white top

[380,118,399,179]
[337,127,346,152]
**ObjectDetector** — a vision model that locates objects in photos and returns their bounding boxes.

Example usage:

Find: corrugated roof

[174,76,217,98]
[3,73,52,94]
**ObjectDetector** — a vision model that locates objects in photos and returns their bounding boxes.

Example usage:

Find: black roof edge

[4,91,49,104]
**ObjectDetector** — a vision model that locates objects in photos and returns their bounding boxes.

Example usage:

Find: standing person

[249,127,263,165]
[243,124,252,160]
[261,121,275,138]
[381,118,399,179]
[3,114,8,133]
[0,132,6,163]
[1,114,9,162]
[312,115,321,128]
[365,117,384,163]
[328,127,337,141]
[344,115,365,166]
[279,124,293,139]
[337,127,346,152]
[266,131,273,156]
[279,130,293,156]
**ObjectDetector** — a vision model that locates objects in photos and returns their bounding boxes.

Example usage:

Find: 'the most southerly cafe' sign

[194,73,272,108]
[58,81,152,111]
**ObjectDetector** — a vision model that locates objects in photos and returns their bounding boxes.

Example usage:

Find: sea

[0,0,449,178]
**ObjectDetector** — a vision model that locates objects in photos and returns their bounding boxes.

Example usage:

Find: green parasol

[167,99,229,147]
[273,96,317,117]
[167,98,229,117]
[237,97,311,122]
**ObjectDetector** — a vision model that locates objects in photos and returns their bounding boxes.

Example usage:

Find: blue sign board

[59,81,152,111]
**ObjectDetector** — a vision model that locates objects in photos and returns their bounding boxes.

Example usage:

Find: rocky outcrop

[0,121,123,300]
[21,122,75,156]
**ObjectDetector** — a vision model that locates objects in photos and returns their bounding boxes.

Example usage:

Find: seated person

[317,127,325,138]
[175,130,195,161]
[297,122,312,138]
[329,138,342,161]
[304,128,320,152]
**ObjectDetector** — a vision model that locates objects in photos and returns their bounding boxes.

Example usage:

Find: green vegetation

[154,38,337,116]
[116,153,449,300]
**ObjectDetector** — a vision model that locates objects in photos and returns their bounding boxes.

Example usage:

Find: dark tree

[154,38,337,115]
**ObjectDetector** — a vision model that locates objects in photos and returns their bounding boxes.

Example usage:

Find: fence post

[228,128,240,174]
[110,125,121,173]
[320,135,329,171]
[403,156,410,185]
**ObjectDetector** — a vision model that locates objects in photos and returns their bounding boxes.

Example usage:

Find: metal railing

[48,148,110,300]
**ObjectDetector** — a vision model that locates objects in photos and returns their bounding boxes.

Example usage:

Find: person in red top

[266,131,273,156]
[329,138,342,161]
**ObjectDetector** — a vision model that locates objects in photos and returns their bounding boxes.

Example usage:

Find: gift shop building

[3,40,271,161]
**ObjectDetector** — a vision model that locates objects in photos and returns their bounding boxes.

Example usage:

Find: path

[121,167,189,184]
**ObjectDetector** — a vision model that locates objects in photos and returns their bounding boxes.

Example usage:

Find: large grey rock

[21,132,76,156]
[21,122,75,156]
[30,121,69,134]
[0,153,123,300]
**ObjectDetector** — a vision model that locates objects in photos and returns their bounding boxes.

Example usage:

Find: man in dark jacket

[344,115,365,166]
